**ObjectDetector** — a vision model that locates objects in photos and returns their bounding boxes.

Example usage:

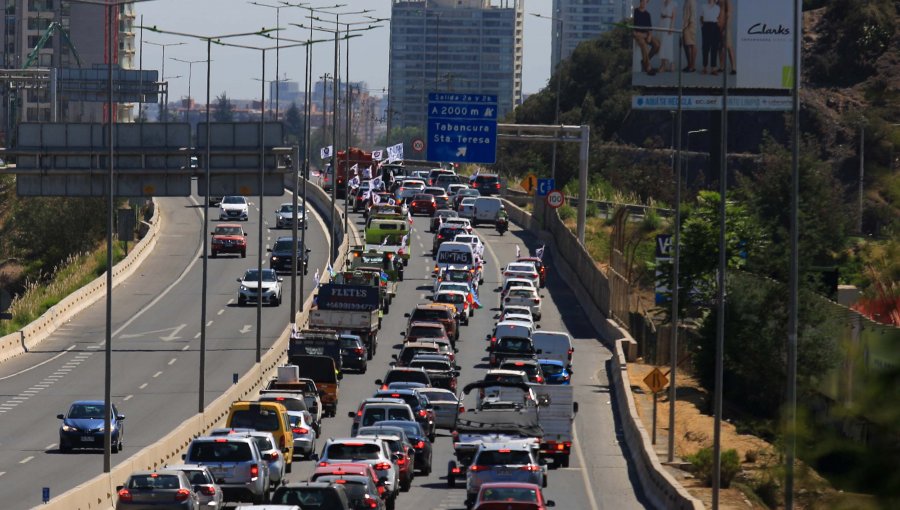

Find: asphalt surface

[0,188,650,510]
[0,186,329,509]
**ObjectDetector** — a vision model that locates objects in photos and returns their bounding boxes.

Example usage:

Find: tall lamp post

[144,40,184,121]
[249,1,289,120]
[170,57,206,123]
[531,11,567,182]
[685,128,708,187]
[140,23,280,409]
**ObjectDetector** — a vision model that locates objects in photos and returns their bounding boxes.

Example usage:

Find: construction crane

[24,21,83,69]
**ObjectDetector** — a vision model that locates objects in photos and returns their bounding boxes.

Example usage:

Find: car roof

[387,367,428,373]
[164,464,212,473]
[537,358,565,366]
[503,278,534,284]
[477,441,532,451]
[495,320,534,328]
[70,399,106,405]
[356,433,402,442]
[217,223,243,228]
[362,397,408,406]
[326,437,383,446]
[480,482,543,489]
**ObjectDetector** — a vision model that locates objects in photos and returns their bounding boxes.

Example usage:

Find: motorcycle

[495,217,508,235]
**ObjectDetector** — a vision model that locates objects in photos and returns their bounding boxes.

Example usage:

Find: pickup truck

[447,381,544,488]
[286,354,341,417]
[288,330,344,374]
[533,384,579,468]
[348,245,405,282]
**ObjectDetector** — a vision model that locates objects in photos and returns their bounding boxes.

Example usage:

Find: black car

[268,236,310,274]
[339,333,368,373]
[373,389,436,440]
[433,226,466,254]
[368,420,434,476]
[470,173,501,195]
[271,482,353,508]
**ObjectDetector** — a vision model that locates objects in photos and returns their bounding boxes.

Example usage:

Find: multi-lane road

[0,184,651,509]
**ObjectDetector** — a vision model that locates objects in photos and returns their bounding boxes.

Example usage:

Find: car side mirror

[391,452,402,460]
[116,485,123,492]
[403,312,411,318]
[283,447,291,454]
[485,334,491,340]
[348,411,356,418]
[536,349,543,354]
[116,414,126,421]
[546,500,556,507]
[236,278,241,282]
[573,402,579,414]
[377,476,388,486]
[374,379,384,386]
[306,248,312,252]
[181,454,186,460]
[338,372,344,380]
[541,295,546,299]
[454,371,461,377]
[56,414,64,419]
[391,354,398,360]
[278,277,284,282]
[267,248,272,252]
[310,453,319,462]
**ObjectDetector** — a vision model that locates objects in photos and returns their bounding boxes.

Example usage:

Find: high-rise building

[1,0,136,140]
[389,0,523,133]
[551,0,629,69]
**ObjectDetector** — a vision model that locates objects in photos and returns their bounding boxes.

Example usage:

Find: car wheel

[210,251,217,258]
[400,478,411,492]
[111,442,119,454]
[361,363,367,374]
[241,250,246,258]
[286,462,292,473]
[238,296,246,306]
[386,496,396,510]
[561,455,570,468]
[59,443,70,453]
[423,462,431,476]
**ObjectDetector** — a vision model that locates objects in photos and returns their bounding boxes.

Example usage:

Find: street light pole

[249,1,285,119]
[171,57,205,124]
[531,12,566,182]
[145,40,184,121]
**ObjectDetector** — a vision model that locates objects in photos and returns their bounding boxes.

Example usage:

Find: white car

[397,179,426,201]
[497,305,535,323]
[458,197,477,219]
[434,281,472,300]
[415,388,462,430]
[503,262,541,289]
[443,217,473,233]
[220,195,250,221]
[453,234,484,258]
[500,278,536,299]
[236,268,283,306]
[502,287,542,320]
[286,412,317,459]
[315,437,401,505]
[434,289,472,324]
[274,202,307,229]
[446,183,469,196]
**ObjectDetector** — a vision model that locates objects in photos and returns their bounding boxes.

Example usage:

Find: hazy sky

[136,0,555,105]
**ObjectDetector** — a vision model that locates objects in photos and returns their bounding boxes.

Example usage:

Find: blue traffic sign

[427,93,498,164]
[537,178,555,197]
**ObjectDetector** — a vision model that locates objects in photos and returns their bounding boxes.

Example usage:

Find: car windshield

[480,487,539,502]
[243,270,278,282]
[409,325,444,337]
[418,390,457,403]
[497,338,533,353]
[540,363,564,376]
[385,370,430,385]
[190,441,252,462]
[436,210,458,218]
[373,420,423,437]
[476,450,533,465]
[312,477,368,498]
[441,284,469,294]
[436,293,464,304]
[445,272,473,283]
[412,309,449,321]
[340,337,361,349]
[503,364,539,377]
[476,176,500,184]
[68,403,106,419]
[400,347,437,363]
[127,474,182,490]
[412,194,433,201]
[326,443,381,460]
[223,196,245,204]
[271,487,346,506]
[215,226,242,235]
[410,361,451,371]
[229,408,280,431]
[279,204,302,213]
[251,436,275,452]
[273,240,299,252]
[184,470,211,485]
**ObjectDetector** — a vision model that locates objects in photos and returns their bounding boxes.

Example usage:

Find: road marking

[22,389,40,394]
[572,424,600,510]
[168,358,177,366]
[45,443,57,450]
[48,374,63,379]
[0,472,5,477]
[239,325,253,334]
[139,383,148,389]
[35,383,51,388]
[153,371,163,378]
[227,299,235,304]
[57,368,71,372]
[217,309,225,316]
[12,396,28,400]
[182,345,190,351]
[86,345,101,349]
[123,395,133,401]
[207,321,213,327]
[19,456,33,464]
[0,344,76,382]
[194,332,201,339]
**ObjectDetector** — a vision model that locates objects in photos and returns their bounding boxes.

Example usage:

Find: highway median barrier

[36,180,351,510]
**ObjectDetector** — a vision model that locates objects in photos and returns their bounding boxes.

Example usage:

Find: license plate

[81,436,94,442]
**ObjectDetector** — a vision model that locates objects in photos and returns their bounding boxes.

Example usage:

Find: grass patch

[0,241,125,336]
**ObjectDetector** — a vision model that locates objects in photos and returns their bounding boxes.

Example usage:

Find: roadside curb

[33,180,350,510]
[0,200,162,366]
[501,197,704,510]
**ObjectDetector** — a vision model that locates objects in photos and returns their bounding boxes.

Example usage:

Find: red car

[311,463,386,498]
[473,482,556,509]
[210,223,247,258]
[409,194,437,216]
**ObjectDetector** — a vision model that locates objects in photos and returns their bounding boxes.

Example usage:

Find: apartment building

[551,0,629,68]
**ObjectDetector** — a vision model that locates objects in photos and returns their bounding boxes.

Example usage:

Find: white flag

[407,210,414,225]
[372,175,384,191]
[382,236,389,246]
[320,145,333,159]
[398,234,408,255]
[516,244,520,258]
[363,190,371,201]
[350,163,359,175]
[325,262,335,277]
[362,166,372,179]
[313,268,320,286]
[536,245,545,260]
[348,175,360,189]
[372,192,381,205]
[372,149,383,161]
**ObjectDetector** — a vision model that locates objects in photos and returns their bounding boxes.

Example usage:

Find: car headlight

[61,424,78,432]
[240,285,249,291]
[271,256,279,261]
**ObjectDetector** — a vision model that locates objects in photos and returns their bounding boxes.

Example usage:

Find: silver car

[286,412,317,459]
[236,268,283,306]
[229,431,285,488]
[182,436,270,504]
[164,464,224,510]
[415,388,463,430]
[274,202,307,229]
[465,441,546,506]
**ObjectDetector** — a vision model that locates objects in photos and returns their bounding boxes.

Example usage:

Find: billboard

[630,0,795,89]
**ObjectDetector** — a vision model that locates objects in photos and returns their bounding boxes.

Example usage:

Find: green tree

[284,102,304,145]
[213,92,234,122]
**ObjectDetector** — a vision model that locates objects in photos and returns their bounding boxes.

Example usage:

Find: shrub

[558,205,576,221]
[686,447,741,488]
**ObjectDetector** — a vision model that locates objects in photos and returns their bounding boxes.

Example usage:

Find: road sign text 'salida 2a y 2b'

[427,93,498,164]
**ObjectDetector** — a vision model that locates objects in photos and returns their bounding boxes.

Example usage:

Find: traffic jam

[109,158,577,510]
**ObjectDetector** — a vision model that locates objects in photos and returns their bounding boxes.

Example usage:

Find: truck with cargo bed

[311,282,382,356]
[262,365,324,428]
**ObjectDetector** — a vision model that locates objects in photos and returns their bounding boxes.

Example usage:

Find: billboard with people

[631,0,795,89]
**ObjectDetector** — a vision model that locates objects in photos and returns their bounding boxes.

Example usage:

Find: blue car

[57,400,125,453]
[538,359,572,385]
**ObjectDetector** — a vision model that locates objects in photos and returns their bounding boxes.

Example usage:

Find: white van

[434,241,475,275]
[472,197,504,226]
[532,331,574,366]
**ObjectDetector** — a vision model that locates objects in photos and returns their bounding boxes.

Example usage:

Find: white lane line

[194,332,201,339]
[227,299,235,305]
[123,395,133,401]
[12,396,28,400]
[217,309,225,316]
[168,358,177,366]
[182,345,190,351]
[572,424,600,510]
[139,383,148,389]
[57,368,71,372]
[45,443,57,450]
[22,390,40,394]
[19,456,34,464]
[152,371,163,378]
[86,345,101,350]
[0,472,5,477]
[35,383,51,388]
[206,321,213,327]
[0,344,76,382]
[47,374,63,379]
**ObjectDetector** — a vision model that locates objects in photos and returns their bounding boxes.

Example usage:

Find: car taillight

[374,462,391,471]
[396,456,407,465]
[117,489,132,503]
[199,485,216,496]
[174,488,191,502]
[533,298,540,304]
[250,464,259,479]
[318,461,329,466]
[354,348,364,355]
[418,409,428,418]
[469,464,488,472]
[365,496,379,508]
[536,376,544,383]
[494,183,500,188]
[270,450,280,460]
[451,465,462,473]
[416,440,425,449]
[520,465,541,472]
[458,405,466,414]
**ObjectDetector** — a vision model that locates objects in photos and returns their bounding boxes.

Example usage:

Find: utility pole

[321,73,330,145]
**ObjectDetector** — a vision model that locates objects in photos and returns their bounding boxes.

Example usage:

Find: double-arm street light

[170,57,207,123]
[140,24,279,413]
[144,40,184,121]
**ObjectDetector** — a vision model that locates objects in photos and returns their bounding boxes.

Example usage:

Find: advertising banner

[630,0,795,90]
[316,283,380,311]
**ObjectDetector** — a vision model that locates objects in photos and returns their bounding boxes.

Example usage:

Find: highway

[0,186,650,509]
[0,186,330,509]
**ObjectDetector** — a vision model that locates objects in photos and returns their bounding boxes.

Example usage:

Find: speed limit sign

[412,138,425,152]
[545,189,565,209]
